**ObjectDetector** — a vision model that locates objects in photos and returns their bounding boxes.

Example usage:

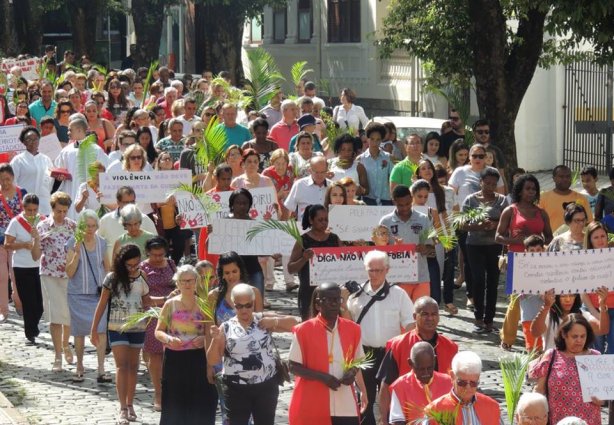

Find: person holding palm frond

[74,161,112,217]
[155,264,218,424]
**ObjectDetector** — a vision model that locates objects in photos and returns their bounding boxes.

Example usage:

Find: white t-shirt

[5,216,39,268]
[449,165,504,207]
[10,151,54,216]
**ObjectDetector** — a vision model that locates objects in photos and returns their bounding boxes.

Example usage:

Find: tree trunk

[68,0,100,59]
[201,3,246,85]
[467,0,547,177]
[14,0,43,56]
[131,0,167,68]
[1,0,20,56]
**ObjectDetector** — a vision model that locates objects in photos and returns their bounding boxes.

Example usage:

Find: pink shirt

[269,121,299,151]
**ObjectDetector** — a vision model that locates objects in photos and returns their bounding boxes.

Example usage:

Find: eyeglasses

[129,156,143,161]
[59,109,71,114]
[456,379,479,388]
[234,302,253,310]
[519,414,547,423]
[109,85,121,89]
[475,130,489,135]
[471,154,485,159]
[448,116,460,121]
[204,112,215,117]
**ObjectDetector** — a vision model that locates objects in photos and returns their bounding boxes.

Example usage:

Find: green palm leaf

[246,219,303,249]
[92,64,108,78]
[321,111,352,143]
[172,183,222,219]
[74,216,88,244]
[422,226,458,250]
[290,61,314,94]
[244,47,285,111]
[121,307,164,332]
[447,204,491,230]
[609,233,614,245]
[141,61,159,111]
[76,133,99,183]
[342,347,375,372]
[499,351,538,424]
[194,115,228,168]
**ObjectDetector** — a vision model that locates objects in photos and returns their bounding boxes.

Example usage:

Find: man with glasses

[424,351,502,424]
[107,130,145,171]
[155,118,185,162]
[377,296,458,423]
[538,165,593,232]
[284,156,331,222]
[346,250,414,425]
[388,342,453,425]
[514,393,548,425]
[289,282,368,425]
[473,119,506,177]
[438,108,465,159]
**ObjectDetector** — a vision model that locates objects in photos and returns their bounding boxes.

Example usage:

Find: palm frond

[447,205,491,230]
[426,226,458,250]
[244,47,285,111]
[195,296,214,323]
[246,219,303,249]
[92,64,108,77]
[76,133,98,183]
[499,350,538,424]
[121,307,163,332]
[405,160,419,176]
[74,216,87,244]
[318,78,332,102]
[608,233,614,245]
[173,183,222,218]
[141,60,159,111]
[570,168,580,188]
[423,406,459,425]
[194,115,228,168]
[290,61,314,94]
[321,111,351,143]
[343,347,375,372]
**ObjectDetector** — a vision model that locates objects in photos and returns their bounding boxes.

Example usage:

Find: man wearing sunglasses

[472,119,506,176]
[425,351,502,424]
[438,108,465,159]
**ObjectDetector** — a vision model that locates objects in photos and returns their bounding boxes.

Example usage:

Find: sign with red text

[309,244,418,285]
[99,170,192,204]
[1,57,43,81]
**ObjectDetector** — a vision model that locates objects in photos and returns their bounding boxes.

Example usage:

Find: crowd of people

[0,53,612,425]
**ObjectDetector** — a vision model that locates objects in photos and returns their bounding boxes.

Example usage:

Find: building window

[328,0,361,43]
[298,0,312,42]
[273,7,287,43]
[248,16,263,44]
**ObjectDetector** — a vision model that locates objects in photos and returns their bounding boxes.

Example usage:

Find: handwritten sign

[310,244,418,285]
[175,186,279,229]
[207,218,296,255]
[576,354,614,402]
[1,57,43,81]
[0,124,25,153]
[38,133,63,161]
[506,248,614,294]
[328,205,395,241]
[99,170,192,204]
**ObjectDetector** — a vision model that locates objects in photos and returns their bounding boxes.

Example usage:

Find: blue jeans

[427,257,441,304]
[248,271,265,298]
[593,307,614,353]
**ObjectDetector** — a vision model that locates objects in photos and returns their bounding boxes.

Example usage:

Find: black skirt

[160,348,218,425]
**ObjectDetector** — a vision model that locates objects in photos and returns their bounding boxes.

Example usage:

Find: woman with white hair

[515,393,548,425]
[65,209,111,382]
[424,351,502,424]
[111,204,155,259]
[155,264,218,424]
[207,283,299,424]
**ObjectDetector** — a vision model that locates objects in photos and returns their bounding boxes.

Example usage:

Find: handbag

[271,337,291,386]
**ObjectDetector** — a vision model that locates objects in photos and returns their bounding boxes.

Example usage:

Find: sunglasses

[234,302,253,310]
[456,379,479,388]
[471,154,485,159]
[129,156,143,160]
[475,130,490,135]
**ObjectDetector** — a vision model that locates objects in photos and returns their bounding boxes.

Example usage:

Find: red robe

[289,315,362,425]
[425,391,500,425]
[386,330,458,377]
[390,371,453,423]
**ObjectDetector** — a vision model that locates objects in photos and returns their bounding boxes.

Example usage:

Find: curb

[0,391,28,425]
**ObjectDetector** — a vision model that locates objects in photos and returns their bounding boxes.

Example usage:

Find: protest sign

[175,191,209,229]
[309,244,418,285]
[38,133,63,161]
[99,170,192,204]
[207,186,279,220]
[505,248,614,294]
[576,354,614,402]
[328,205,395,241]
[207,218,295,255]
[0,124,25,153]
[1,57,43,81]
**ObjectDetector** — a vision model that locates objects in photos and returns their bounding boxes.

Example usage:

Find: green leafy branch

[343,347,375,372]
[246,219,303,249]
[74,216,87,244]
[121,307,164,332]
[290,61,314,95]
[194,115,228,168]
[244,47,285,111]
[499,350,538,424]
[173,183,221,220]
[141,60,159,111]
[446,204,491,231]
[76,133,99,183]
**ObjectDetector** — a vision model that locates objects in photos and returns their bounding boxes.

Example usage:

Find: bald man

[389,342,453,424]
[284,156,331,221]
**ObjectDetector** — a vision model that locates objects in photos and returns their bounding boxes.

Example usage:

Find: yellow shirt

[538,190,593,232]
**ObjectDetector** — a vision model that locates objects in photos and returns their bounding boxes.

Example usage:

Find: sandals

[63,345,75,365]
[500,342,513,351]
[52,358,62,372]
[126,405,137,421]
[153,403,162,412]
[444,303,458,315]
[97,373,112,383]
[117,408,129,425]
[72,369,84,383]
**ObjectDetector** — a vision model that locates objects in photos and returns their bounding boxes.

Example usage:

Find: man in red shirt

[377,296,458,422]
[269,99,299,151]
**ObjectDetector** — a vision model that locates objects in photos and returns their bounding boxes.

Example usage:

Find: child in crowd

[580,166,598,214]
[518,235,546,352]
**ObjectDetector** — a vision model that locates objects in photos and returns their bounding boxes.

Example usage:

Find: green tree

[379,0,614,172]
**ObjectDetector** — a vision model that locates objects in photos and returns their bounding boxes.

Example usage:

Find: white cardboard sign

[207,218,296,255]
[576,354,614,402]
[328,205,395,241]
[0,124,25,153]
[99,170,192,204]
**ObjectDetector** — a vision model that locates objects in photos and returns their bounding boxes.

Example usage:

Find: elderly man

[378,296,458,422]
[284,156,331,222]
[424,351,501,425]
[177,96,201,135]
[346,250,414,425]
[155,118,185,162]
[216,103,252,148]
[269,99,299,151]
[389,342,453,424]
[289,282,367,425]
[515,393,548,425]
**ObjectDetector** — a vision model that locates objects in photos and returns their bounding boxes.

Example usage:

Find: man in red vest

[424,351,501,424]
[288,282,368,425]
[389,342,453,424]
[378,296,458,422]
